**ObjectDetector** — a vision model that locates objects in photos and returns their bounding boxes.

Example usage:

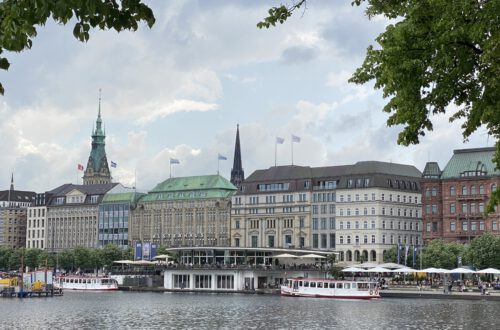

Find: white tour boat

[281,277,380,299]
[54,276,119,291]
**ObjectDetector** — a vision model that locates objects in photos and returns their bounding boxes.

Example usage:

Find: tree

[0,0,155,94]
[259,1,500,208]
[100,244,123,269]
[58,249,75,272]
[466,233,500,269]
[421,239,466,269]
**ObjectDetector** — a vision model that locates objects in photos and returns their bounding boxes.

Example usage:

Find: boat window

[345,283,350,289]
[317,282,323,288]
[310,282,316,288]
[358,283,369,289]
[336,283,343,289]
[329,283,335,289]
[303,281,309,287]
[324,283,329,288]
[70,279,74,284]
[299,281,303,287]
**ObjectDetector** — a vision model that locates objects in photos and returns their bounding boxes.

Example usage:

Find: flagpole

[217,157,220,175]
[170,162,172,178]
[134,168,137,190]
[275,141,277,167]
[291,137,294,166]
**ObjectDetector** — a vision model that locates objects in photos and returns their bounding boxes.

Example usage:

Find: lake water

[2,292,498,329]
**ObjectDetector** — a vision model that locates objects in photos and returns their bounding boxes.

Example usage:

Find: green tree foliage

[100,244,123,266]
[0,0,155,94]
[466,233,500,269]
[421,239,466,269]
[58,249,75,272]
[260,1,500,208]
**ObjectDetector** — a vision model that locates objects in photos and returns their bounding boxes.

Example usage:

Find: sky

[0,0,491,193]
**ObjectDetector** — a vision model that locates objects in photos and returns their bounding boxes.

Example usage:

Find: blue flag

[413,245,418,268]
[110,161,117,168]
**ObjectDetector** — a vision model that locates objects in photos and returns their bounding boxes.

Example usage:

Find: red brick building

[422,148,500,243]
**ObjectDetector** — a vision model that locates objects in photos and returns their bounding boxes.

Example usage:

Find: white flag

[276,137,285,144]
[170,158,180,164]
[218,153,227,160]
[292,134,301,143]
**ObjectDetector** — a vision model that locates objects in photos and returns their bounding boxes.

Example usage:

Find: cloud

[280,46,318,64]
[135,100,219,125]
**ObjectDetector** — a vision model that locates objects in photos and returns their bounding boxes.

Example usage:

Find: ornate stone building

[422,147,500,243]
[231,161,422,265]
[0,175,36,248]
[83,100,112,185]
[130,175,236,247]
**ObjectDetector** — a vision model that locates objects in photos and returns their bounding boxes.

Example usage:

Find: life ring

[369,290,373,295]
[374,289,379,295]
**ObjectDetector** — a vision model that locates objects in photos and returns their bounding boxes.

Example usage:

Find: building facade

[46,183,117,252]
[232,162,422,264]
[130,175,236,247]
[422,148,500,243]
[98,185,145,249]
[26,193,50,249]
[0,176,36,248]
[231,166,313,249]
[335,162,422,264]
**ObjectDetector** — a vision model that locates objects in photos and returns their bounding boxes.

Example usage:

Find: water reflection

[2,292,498,329]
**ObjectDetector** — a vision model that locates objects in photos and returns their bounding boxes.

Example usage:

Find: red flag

[77,164,84,171]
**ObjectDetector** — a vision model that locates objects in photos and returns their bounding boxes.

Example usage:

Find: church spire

[230,124,244,190]
[83,90,112,185]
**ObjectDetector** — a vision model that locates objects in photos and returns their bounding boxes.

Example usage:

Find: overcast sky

[0,1,490,193]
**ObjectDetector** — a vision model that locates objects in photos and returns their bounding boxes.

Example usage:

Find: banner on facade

[135,241,142,260]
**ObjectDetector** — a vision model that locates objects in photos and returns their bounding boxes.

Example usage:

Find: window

[462,222,468,231]
[479,185,484,194]
[382,235,386,244]
[355,235,360,245]
[363,220,368,229]
[268,235,275,248]
[450,203,456,214]
[426,223,431,232]
[471,222,477,231]
[339,221,344,230]
[347,221,351,229]
[432,205,438,214]
[285,234,292,245]
[321,234,327,248]
[363,235,368,244]
[251,236,258,248]
[431,187,437,196]
[355,221,360,229]
[450,222,456,232]
[382,220,386,229]
[462,203,468,214]
[347,236,351,244]
[462,186,467,195]
[470,186,476,195]
[479,221,485,231]
[313,234,319,248]
[320,218,327,230]
[450,186,456,196]
[329,218,335,230]
[312,218,318,230]
[339,236,344,244]
[371,207,375,215]
[479,203,484,213]
[493,221,498,231]
[371,235,375,244]
[235,238,240,247]
[371,220,375,229]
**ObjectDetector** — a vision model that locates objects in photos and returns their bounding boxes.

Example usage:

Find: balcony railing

[457,194,486,201]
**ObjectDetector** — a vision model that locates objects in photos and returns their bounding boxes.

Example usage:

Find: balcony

[457,213,485,220]
[457,194,486,201]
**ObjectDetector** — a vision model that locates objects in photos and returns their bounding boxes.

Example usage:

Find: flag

[292,134,301,143]
[110,161,117,168]
[276,137,284,144]
[412,245,418,268]
[170,158,180,164]
[404,244,409,265]
[77,164,84,171]
[218,154,227,160]
[397,244,402,264]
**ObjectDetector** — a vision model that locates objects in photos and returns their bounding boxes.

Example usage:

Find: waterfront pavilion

[163,247,334,291]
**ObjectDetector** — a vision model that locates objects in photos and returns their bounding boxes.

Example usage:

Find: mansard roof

[441,147,500,179]
[241,161,422,193]
[46,183,118,206]
[0,190,36,203]
[141,175,236,202]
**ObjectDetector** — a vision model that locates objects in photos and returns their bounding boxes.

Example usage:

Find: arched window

[431,187,437,196]
[450,186,456,196]
[462,186,467,195]
[479,185,484,194]
[425,188,430,197]
[470,186,476,195]
[492,184,497,192]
